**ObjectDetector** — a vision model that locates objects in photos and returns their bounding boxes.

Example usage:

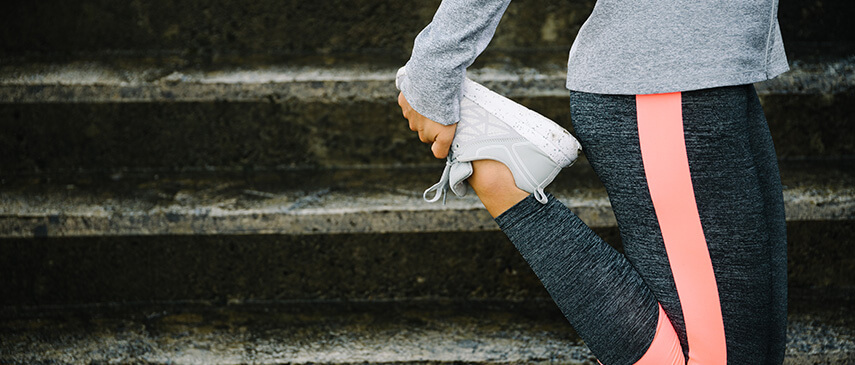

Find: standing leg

[745,85,788,363]
[571,86,787,364]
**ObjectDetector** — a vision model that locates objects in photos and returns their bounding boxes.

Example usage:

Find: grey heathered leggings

[495,85,787,364]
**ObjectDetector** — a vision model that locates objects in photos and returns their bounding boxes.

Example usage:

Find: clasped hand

[397,92,457,159]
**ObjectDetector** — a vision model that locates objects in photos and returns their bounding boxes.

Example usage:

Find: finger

[408,118,417,132]
[398,92,409,117]
[430,143,449,159]
[397,92,406,108]
[418,130,432,144]
[431,133,453,159]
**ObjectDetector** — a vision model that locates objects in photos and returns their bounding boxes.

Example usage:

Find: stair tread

[1,295,853,365]
[1,55,852,103]
[1,160,852,238]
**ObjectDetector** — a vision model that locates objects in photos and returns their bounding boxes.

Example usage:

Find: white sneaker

[396,66,581,204]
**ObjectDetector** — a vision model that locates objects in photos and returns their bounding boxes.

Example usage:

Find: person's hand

[398,92,457,159]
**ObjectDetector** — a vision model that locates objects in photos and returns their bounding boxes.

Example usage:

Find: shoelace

[423,158,454,204]
[423,157,551,205]
[533,184,548,204]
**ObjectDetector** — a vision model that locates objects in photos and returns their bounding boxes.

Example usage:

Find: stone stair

[1,0,854,363]
[2,295,854,365]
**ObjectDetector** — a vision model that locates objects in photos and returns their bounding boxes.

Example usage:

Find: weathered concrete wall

[1,221,851,306]
[762,91,855,159]
[1,92,851,173]
[0,231,556,305]
[2,299,852,364]
[2,0,851,58]
[0,161,851,238]
[3,0,439,56]
[1,0,591,58]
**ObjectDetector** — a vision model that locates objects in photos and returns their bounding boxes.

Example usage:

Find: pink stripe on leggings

[632,304,685,364]
[636,92,727,364]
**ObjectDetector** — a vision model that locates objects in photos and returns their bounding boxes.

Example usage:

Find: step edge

[1,57,852,103]
[1,188,852,238]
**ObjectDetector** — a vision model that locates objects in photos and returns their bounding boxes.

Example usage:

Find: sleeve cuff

[397,63,461,126]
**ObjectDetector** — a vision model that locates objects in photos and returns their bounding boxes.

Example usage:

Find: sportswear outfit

[398,0,789,364]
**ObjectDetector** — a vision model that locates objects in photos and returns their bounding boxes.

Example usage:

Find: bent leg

[495,193,681,365]
[470,99,688,364]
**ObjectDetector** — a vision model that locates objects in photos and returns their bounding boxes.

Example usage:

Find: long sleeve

[399,0,511,125]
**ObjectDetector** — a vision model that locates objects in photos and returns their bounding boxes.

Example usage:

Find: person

[396,0,789,364]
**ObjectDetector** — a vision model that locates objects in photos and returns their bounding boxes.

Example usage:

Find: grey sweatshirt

[398,0,789,126]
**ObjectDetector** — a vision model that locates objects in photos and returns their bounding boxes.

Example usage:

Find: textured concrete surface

[1,55,851,101]
[0,221,850,306]
[1,0,850,57]
[1,57,852,171]
[1,162,850,306]
[787,220,855,289]
[0,0,439,59]
[1,297,853,364]
[3,301,594,364]
[0,161,852,238]
[0,231,551,305]
[1,1,850,362]
[0,164,593,237]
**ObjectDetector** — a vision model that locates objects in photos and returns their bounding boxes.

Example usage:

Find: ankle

[469,160,530,218]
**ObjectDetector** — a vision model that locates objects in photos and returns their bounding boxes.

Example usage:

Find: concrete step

[0,161,852,306]
[1,0,851,59]
[1,293,854,364]
[1,160,852,238]
[1,56,852,174]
